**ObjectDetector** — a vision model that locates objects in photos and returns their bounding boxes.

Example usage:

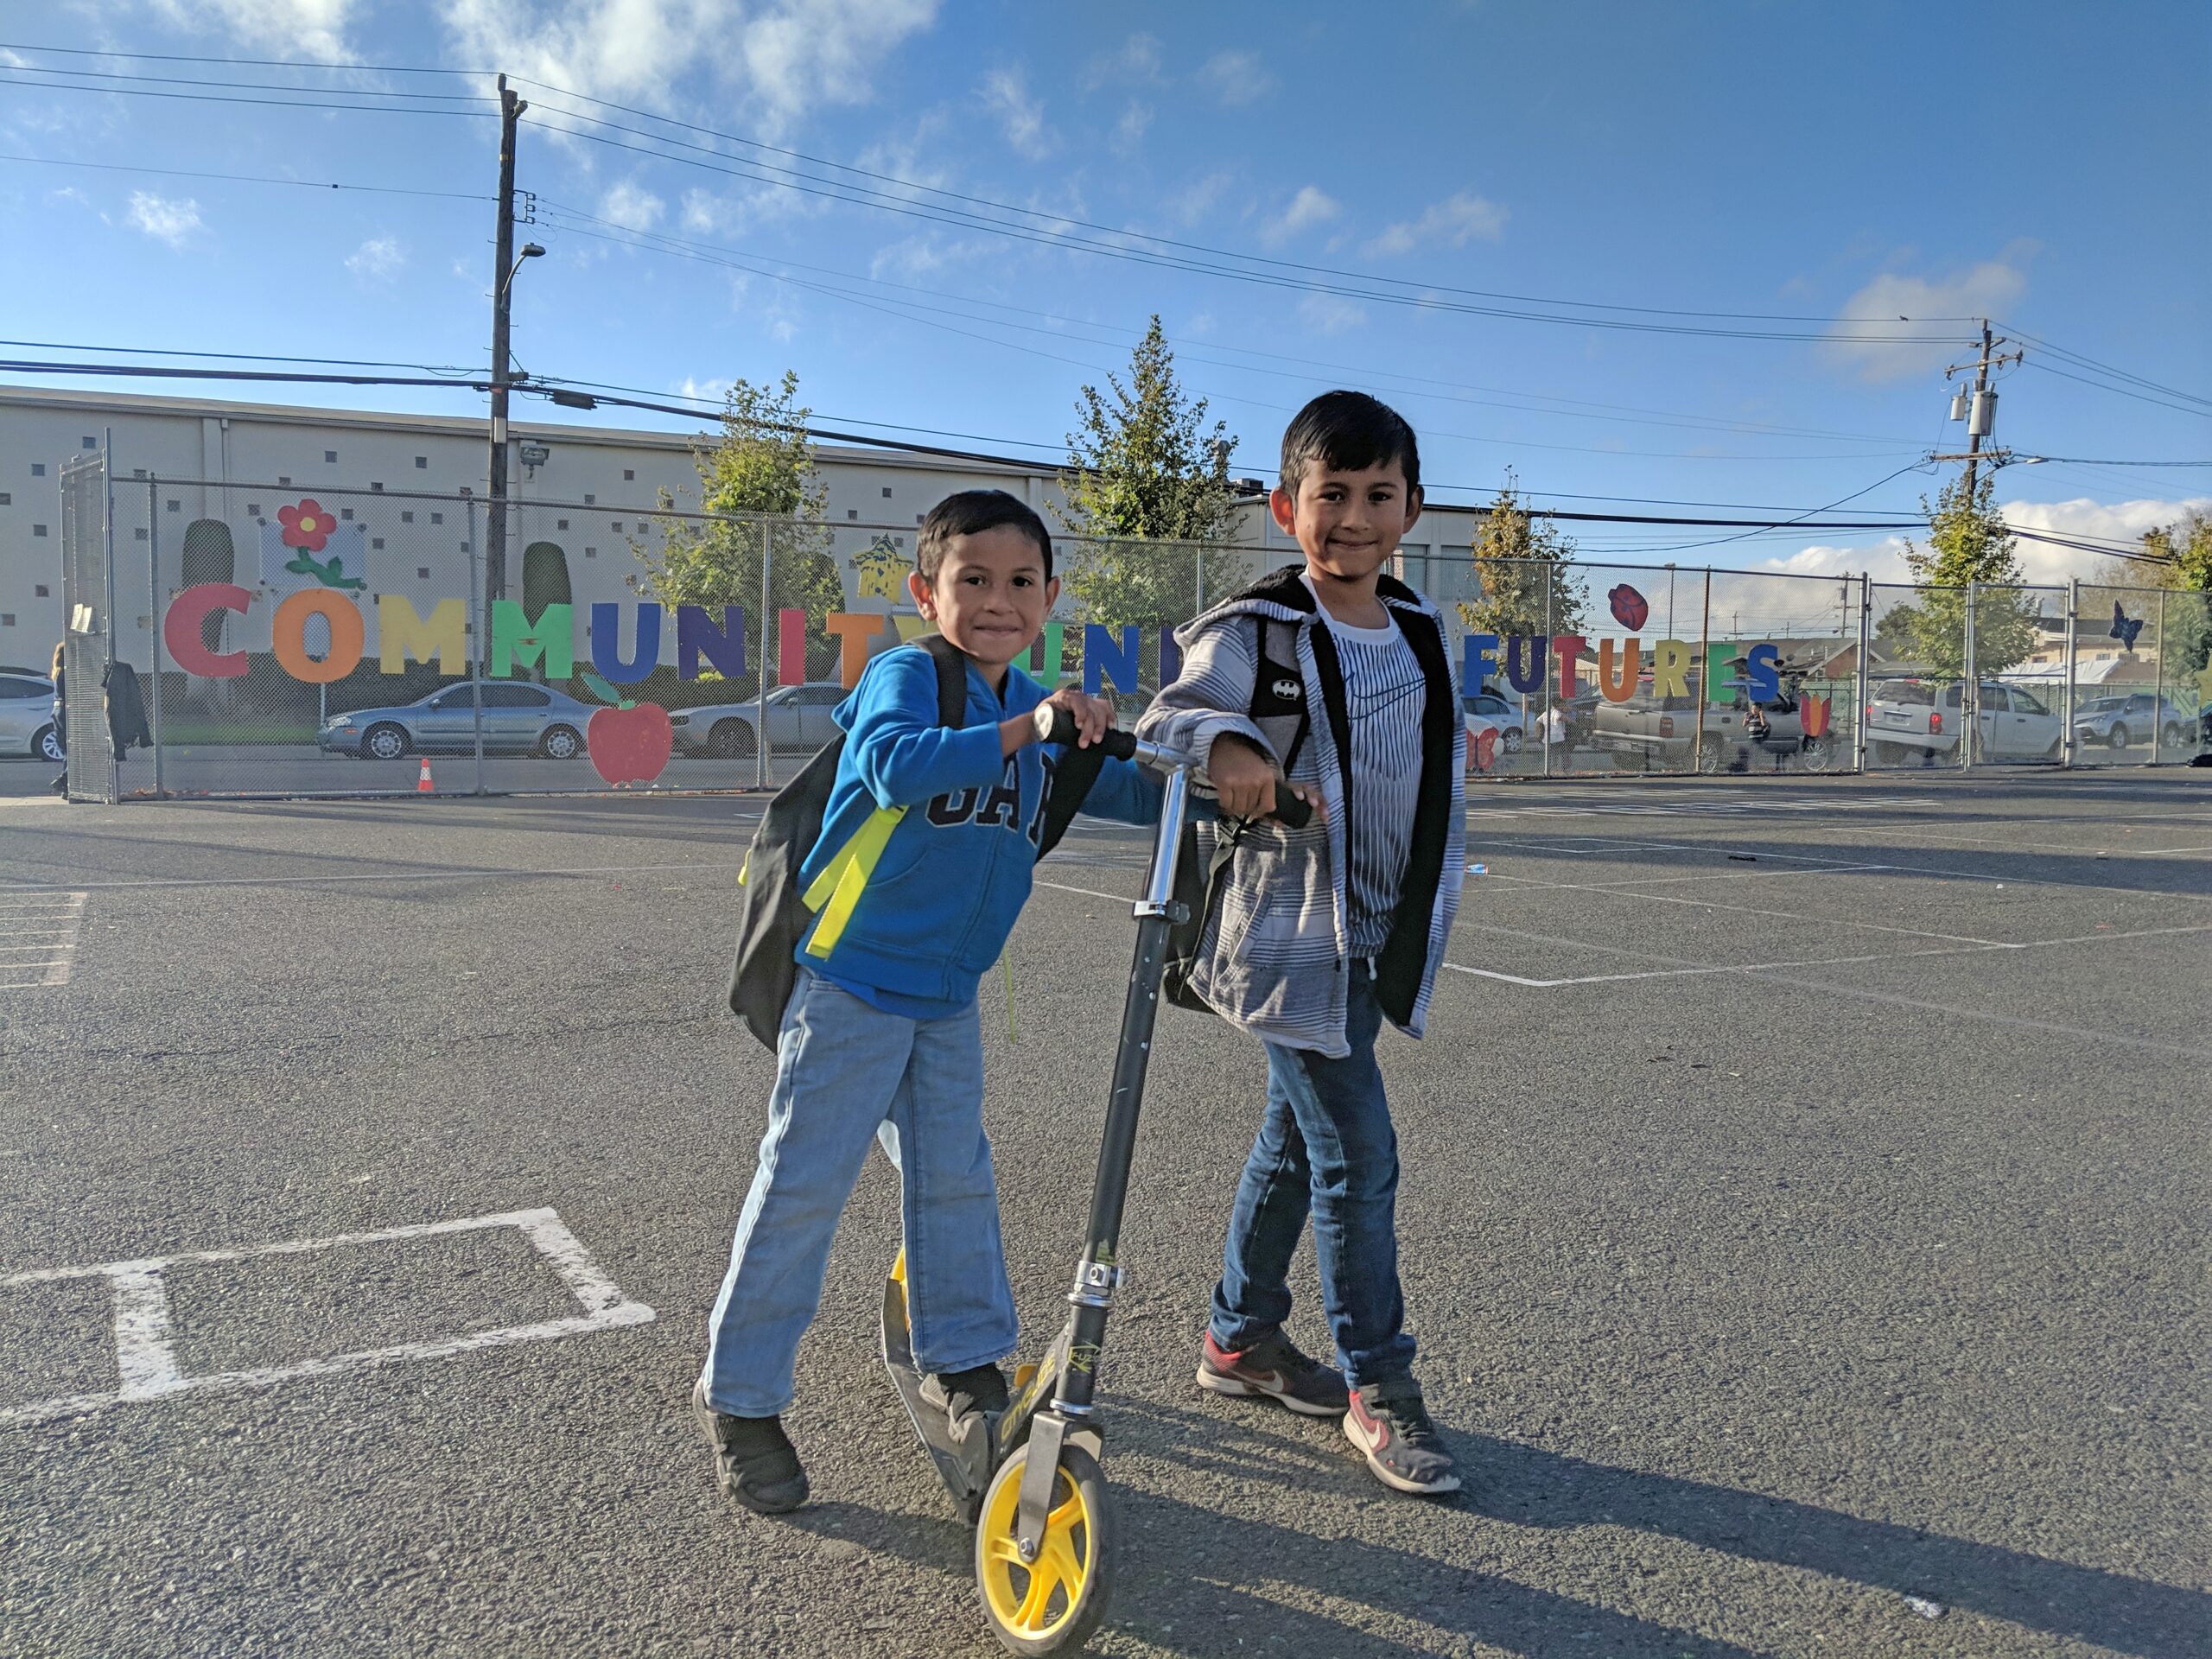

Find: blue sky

[3,1,2207,582]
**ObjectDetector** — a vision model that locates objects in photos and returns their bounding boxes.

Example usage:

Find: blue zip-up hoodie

[797,644,1161,1017]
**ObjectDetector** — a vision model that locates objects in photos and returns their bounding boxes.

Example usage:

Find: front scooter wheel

[975,1443,1112,1655]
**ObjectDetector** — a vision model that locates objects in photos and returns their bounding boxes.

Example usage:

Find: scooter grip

[1268,786,1314,830]
[1036,705,1137,760]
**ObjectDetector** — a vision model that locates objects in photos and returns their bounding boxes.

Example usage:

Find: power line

[1995,321,2212,410]
[0,62,493,103]
[0,338,486,374]
[0,152,492,202]
[2017,358,2212,420]
[0,40,486,76]
[0,72,493,118]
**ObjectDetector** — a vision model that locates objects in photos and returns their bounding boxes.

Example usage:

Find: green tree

[630,373,845,659]
[1903,469,2036,677]
[1458,473,1586,660]
[2135,508,2212,677]
[1054,316,1242,632]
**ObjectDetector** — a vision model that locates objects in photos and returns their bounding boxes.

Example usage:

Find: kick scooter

[882,715,1309,1655]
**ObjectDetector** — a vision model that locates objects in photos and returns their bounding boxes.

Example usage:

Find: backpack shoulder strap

[914,632,969,728]
[1252,615,1313,774]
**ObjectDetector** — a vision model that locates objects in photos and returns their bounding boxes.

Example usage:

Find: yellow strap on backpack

[801,804,906,959]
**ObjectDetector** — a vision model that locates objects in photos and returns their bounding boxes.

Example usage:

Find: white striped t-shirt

[1305,579,1427,956]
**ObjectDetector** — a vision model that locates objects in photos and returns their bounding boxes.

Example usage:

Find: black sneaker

[691,1382,809,1515]
[918,1363,1010,1425]
[1344,1378,1460,1496]
[1198,1328,1350,1417]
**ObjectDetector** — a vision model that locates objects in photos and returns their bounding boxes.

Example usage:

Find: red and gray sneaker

[1344,1378,1461,1496]
[1197,1328,1350,1418]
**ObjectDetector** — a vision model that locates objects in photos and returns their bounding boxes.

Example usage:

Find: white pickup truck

[1865,680,2062,764]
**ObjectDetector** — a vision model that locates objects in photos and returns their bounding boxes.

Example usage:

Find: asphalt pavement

[1,770,2206,1658]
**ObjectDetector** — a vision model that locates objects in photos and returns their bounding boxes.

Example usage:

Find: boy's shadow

[798,1399,2206,1658]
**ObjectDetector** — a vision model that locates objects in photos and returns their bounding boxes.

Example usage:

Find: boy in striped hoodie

[1136,391,1467,1496]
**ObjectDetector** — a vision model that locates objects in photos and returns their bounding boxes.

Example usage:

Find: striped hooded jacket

[1136,565,1465,1057]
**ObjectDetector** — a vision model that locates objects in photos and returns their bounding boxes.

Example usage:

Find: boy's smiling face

[1272,461,1424,587]
[907,524,1058,676]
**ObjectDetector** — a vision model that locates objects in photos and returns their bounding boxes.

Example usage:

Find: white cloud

[440,0,939,136]
[1823,245,2033,384]
[145,0,358,60]
[2001,494,2212,584]
[1163,170,1233,228]
[1261,185,1338,248]
[1366,190,1507,257]
[127,191,203,246]
[868,231,997,281]
[1200,49,1273,106]
[1113,100,1152,152]
[678,376,732,404]
[1083,32,1162,90]
[344,235,404,279]
[601,180,665,232]
[982,66,1052,158]
[1297,293,1365,334]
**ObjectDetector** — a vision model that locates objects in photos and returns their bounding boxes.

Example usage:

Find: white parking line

[0,1208,654,1427]
[0,892,84,990]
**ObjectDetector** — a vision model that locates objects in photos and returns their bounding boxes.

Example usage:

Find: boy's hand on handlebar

[1029,687,1116,749]
[1207,734,1322,822]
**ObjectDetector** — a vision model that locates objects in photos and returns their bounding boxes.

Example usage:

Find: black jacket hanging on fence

[104,662,152,753]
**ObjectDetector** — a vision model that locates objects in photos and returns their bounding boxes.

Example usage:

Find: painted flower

[277,499,334,552]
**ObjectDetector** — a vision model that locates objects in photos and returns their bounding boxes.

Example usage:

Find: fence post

[1854,575,1871,773]
[471,499,486,795]
[146,474,165,799]
[2152,587,2168,766]
[1961,582,1977,771]
[2063,578,2078,768]
[756,520,772,790]
[1694,568,1713,773]
[1541,573,1553,777]
[103,429,119,804]
[1194,543,1204,623]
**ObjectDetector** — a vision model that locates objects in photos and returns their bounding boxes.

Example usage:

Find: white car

[1462,690,1530,755]
[0,671,62,762]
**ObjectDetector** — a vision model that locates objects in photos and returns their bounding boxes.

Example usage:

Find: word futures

[1465,632,1785,703]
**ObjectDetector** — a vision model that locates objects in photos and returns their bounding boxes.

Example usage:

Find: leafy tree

[629,373,844,662]
[1054,316,1242,632]
[2134,508,2212,677]
[1458,473,1586,672]
[1902,470,2036,677]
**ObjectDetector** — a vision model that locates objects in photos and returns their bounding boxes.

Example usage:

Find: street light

[504,242,545,299]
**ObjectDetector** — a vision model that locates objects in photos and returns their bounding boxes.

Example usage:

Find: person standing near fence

[48,640,67,796]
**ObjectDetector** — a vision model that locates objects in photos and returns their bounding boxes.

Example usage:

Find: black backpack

[726,635,1107,1051]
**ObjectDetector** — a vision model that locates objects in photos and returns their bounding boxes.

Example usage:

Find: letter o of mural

[271,589,366,683]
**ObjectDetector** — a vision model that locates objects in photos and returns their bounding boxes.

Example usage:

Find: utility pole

[486,74,526,607]
[1932,320,2024,487]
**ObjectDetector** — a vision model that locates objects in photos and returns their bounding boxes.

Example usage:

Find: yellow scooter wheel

[974,1442,1112,1655]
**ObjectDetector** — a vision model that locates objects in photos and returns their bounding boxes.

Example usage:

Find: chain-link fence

[58,461,2210,799]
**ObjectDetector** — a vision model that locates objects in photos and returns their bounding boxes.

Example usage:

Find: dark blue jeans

[1209,967,1415,1388]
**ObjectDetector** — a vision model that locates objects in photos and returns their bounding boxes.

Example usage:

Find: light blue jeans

[701,966,1017,1417]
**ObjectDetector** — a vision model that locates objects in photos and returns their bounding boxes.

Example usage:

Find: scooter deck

[880,1258,995,1521]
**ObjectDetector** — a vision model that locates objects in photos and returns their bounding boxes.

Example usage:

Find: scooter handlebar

[1034,707,1313,829]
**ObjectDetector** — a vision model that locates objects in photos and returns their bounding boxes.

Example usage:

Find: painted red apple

[1471,726,1498,772]
[1608,584,1649,630]
[588,702,673,785]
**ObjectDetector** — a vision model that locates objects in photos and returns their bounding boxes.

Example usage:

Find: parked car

[2070,690,2194,753]
[1462,688,1532,755]
[1866,680,2062,764]
[1590,683,1810,771]
[0,671,61,762]
[317,683,598,760]
[668,682,849,758]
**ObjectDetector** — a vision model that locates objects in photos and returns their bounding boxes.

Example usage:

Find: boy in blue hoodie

[694,489,1159,1515]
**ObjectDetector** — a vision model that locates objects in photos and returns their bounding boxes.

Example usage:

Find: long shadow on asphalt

[788,1398,2208,1658]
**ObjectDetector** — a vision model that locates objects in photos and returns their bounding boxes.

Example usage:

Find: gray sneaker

[691,1382,809,1515]
[1344,1378,1460,1496]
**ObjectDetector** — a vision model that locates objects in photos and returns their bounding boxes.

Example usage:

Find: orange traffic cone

[416,755,435,793]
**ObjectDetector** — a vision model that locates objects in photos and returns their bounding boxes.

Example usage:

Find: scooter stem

[1049,762,1192,1419]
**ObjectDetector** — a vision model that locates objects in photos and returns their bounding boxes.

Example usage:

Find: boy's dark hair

[916,489,1053,583]
[1279,391,1421,498]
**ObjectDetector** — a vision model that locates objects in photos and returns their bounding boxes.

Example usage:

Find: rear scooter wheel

[975,1443,1112,1655]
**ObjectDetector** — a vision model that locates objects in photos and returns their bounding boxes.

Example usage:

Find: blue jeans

[1209,966,1415,1388]
[701,967,1017,1417]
